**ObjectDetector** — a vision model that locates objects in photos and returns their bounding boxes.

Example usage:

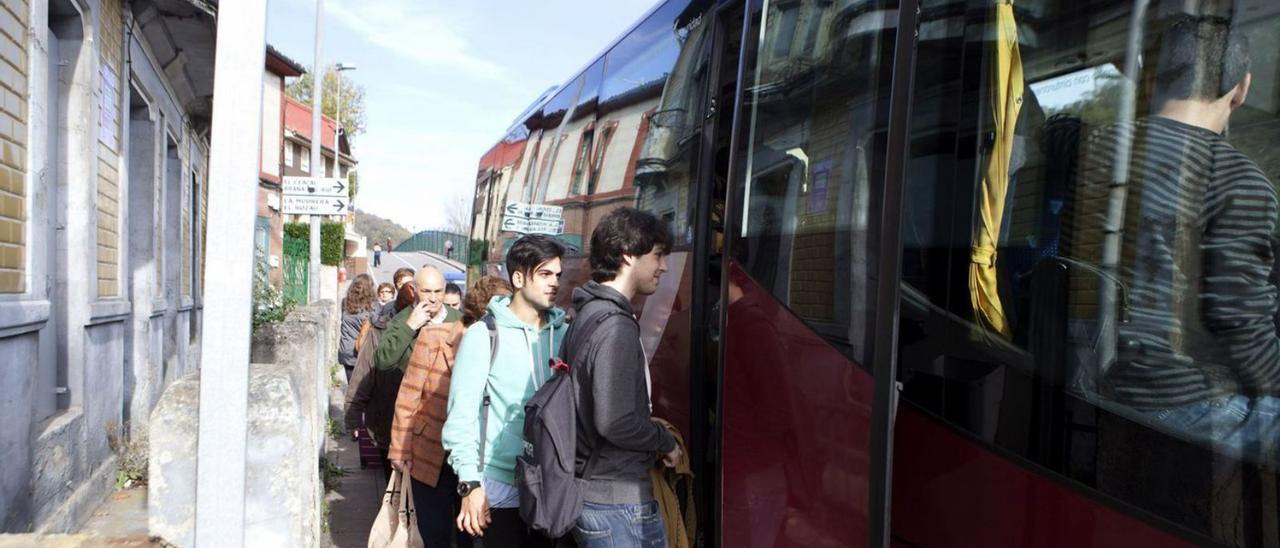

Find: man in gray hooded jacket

[567,207,682,548]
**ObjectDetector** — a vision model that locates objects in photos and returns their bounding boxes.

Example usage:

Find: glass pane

[733,0,894,364]
[895,1,1280,545]
[722,1,900,546]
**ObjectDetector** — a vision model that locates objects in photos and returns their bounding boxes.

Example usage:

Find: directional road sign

[282,176,348,198]
[282,194,349,216]
[503,201,563,221]
[501,215,564,235]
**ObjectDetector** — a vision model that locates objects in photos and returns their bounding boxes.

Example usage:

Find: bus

[469,0,1280,545]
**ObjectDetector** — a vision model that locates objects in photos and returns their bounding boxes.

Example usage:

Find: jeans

[411,465,472,548]
[573,500,667,548]
[470,508,554,548]
[1148,394,1280,465]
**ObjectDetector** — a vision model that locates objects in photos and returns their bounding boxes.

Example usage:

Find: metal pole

[309,0,325,302]
[193,1,267,545]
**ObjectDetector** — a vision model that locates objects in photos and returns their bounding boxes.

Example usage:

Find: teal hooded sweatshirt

[443,295,568,484]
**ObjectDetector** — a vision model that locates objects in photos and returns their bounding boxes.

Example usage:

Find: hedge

[284,222,345,266]
[468,239,488,266]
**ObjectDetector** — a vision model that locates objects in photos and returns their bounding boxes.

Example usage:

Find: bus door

[718,0,919,546]
[617,0,743,546]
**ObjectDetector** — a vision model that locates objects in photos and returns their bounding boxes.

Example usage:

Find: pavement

[325,378,388,547]
[368,251,463,286]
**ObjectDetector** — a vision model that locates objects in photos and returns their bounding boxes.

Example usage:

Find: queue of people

[337,207,687,547]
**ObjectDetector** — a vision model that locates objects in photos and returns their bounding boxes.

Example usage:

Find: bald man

[375,266,462,373]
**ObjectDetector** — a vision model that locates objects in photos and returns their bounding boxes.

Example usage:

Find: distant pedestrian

[339,274,378,381]
[566,207,680,548]
[445,239,454,260]
[378,267,416,317]
[372,242,383,268]
[376,282,396,306]
[443,235,568,548]
[444,282,463,311]
[388,276,512,548]
[373,266,463,547]
[387,237,393,251]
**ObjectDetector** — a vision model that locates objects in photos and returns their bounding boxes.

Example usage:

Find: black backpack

[515,309,618,538]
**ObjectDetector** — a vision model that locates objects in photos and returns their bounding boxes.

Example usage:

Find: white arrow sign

[282,176,348,198]
[283,195,349,216]
[503,201,563,221]
[502,215,564,235]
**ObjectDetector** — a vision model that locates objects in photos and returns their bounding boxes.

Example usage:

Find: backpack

[515,309,619,538]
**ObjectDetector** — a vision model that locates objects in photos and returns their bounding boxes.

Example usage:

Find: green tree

[286,65,367,141]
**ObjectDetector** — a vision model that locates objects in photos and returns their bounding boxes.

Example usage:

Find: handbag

[368,470,425,548]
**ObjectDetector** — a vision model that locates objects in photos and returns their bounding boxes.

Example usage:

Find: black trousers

[411,465,472,548]
[470,507,558,548]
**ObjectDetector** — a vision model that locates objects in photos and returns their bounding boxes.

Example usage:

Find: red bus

[470,0,1280,545]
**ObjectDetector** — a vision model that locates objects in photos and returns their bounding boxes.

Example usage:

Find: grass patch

[326,416,345,441]
[106,421,148,490]
[329,363,342,389]
[320,457,348,493]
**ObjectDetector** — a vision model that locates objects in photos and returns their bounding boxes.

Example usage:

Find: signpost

[501,215,564,234]
[502,201,564,235]
[282,176,348,216]
[282,195,349,215]
[282,176,347,197]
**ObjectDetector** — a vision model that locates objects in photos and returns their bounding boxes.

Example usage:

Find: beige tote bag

[368,470,424,548]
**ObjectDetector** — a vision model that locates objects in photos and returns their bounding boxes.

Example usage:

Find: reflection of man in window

[1079,15,1280,458]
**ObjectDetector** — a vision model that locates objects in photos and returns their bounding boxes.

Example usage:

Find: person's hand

[392,460,412,474]
[662,445,683,468]
[456,487,491,537]
[405,301,431,330]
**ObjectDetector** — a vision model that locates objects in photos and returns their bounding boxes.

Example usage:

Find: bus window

[895,1,1280,545]
[731,0,894,365]
[722,0,901,546]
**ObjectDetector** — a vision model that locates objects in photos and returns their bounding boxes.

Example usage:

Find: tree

[286,65,367,141]
[444,193,472,236]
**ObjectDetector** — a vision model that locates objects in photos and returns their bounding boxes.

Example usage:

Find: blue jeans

[573,500,667,548]
[1148,394,1280,464]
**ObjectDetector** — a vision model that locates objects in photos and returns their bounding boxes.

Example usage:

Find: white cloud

[324,0,506,80]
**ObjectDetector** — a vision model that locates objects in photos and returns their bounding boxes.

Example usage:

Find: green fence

[282,235,309,305]
[394,230,469,264]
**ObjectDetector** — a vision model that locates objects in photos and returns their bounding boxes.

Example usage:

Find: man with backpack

[563,208,682,547]
[443,235,569,547]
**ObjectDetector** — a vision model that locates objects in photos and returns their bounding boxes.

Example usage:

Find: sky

[265,0,659,234]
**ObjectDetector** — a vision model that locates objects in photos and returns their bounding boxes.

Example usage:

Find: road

[366,250,463,286]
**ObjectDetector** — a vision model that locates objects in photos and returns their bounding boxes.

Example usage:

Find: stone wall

[149,300,334,548]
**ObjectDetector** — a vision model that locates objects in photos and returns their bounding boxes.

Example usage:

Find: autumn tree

[286,64,368,141]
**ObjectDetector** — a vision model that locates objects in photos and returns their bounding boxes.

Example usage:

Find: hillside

[353,208,412,250]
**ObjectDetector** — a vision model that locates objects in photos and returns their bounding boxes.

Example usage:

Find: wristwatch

[457,480,482,498]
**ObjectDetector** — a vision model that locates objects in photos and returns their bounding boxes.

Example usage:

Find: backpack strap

[477,313,499,475]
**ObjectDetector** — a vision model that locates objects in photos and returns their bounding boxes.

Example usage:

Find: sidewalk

[326,382,385,547]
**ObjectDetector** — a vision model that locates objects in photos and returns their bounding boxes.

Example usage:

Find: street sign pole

[309,0,325,303]
[193,1,266,545]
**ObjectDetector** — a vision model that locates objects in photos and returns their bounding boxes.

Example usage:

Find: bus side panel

[891,407,1193,547]
[720,261,871,548]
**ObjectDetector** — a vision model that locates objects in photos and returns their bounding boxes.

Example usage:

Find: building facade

[0,0,214,533]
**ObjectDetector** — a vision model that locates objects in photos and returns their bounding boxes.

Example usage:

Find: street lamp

[333,63,356,181]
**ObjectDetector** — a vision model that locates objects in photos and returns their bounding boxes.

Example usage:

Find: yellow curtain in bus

[969,0,1024,339]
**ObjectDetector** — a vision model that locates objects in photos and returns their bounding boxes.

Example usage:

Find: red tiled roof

[284,94,339,152]
[478,137,528,171]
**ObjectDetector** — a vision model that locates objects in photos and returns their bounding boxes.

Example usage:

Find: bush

[283,222,345,266]
[252,261,292,328]
[468,239,488,266]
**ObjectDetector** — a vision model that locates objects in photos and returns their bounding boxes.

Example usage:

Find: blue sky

[266,0,659,232]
